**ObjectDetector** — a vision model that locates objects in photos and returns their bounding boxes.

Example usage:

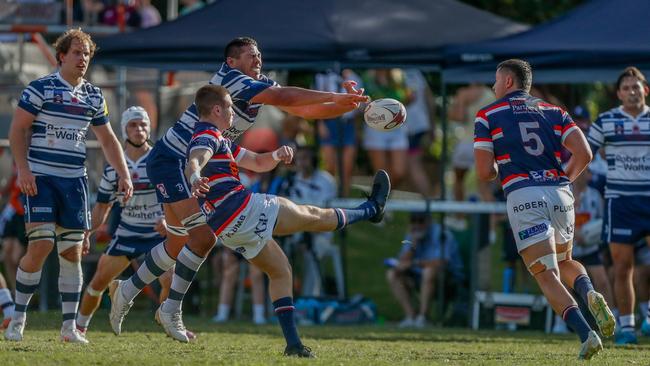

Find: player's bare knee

[527,253,559,277]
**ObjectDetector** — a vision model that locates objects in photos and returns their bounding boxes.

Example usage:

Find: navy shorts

[319,118,355,147]
[105,235,165,260]
[603,196,650,244]
[147,143,193,204]
[574,250,602,266]
[24,175,89,229]
[408,131,428,154]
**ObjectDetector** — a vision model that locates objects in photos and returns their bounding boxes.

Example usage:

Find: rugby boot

[284,343,315,358]
[156,303,189,343]
[368,170,391,223]
[60,326,89,344]
[578,330,603,360]
[641,318,650,336]
[587,290,616,337]
[108,280,134,335]
[614,330,638,345]
[155,306,196,341]
[4,318,24,341]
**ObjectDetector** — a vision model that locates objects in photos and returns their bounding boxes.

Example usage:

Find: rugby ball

[363,98,407,131]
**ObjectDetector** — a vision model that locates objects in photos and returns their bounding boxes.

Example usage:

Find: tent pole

[333,61,348,300]
[437,71,448,323]
[155,70,164,138]
[118,67,127,120]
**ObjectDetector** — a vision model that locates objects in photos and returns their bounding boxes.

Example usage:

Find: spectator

[285,146,343,297]
[179,0,204,16]
[99,0,141,28]
[385,212,464,328]
[362,69,412,189]
[404,69,436,198]
[314,69,362,197]
[134,0,161,28]
[0,172,26,293]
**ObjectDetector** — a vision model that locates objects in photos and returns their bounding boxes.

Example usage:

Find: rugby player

[474,59,615,359]
[108,36,368,341]
[5,28,133,343]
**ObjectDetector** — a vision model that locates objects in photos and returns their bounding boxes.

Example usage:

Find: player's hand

[155,218,167,237]
[82,231,91,255]
[191,176,210,198]
[16,166,37,196]
[272,145,294,164]
[332,91,369,108]
[342,80,365,97]
[117,176,133,203]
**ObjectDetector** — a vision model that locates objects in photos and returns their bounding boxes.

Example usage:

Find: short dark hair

[195,85,230,118]
[53,28,96,65]
[497,59,532,92]
[616,66,648,90]
[224,37,258,60]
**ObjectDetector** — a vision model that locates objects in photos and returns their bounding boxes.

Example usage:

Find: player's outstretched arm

[251,85,368,108]
[239,145,294,173]
[474,149,498,181]
[9,107,37,196]
[92,124,133,203]
[185,148,212,198]
[562,128,593,182]
[278,80,367,119]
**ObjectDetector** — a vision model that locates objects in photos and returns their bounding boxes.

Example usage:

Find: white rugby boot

[578,330,603,360]
[108,280,133,335]
[4,318,25,341]
[587,290,616,337]
[60,326,89,344]
[156,303,189,343]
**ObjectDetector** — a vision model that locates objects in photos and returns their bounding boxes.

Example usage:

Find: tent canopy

[95,0,526,70]
[444,0,650,83]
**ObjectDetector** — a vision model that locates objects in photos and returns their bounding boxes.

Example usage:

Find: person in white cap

[75,106,194,340]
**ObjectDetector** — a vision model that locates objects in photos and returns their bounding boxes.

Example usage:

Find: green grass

[1,311,648,365]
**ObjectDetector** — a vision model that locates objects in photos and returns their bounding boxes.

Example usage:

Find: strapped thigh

[527,253,559,275]
[26,223,56,244]
[180,211,207,231]
[556,242,573,262]
[56,226,85,253]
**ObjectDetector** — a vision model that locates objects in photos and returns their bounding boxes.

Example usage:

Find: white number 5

[519,122,544,156]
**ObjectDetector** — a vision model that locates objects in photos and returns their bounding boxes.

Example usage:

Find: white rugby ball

[363,98,407,131]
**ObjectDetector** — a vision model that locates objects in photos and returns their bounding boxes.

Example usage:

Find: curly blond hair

[53,28,97,65]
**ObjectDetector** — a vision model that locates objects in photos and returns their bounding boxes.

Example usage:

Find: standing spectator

[315,70,362,197]
[0,171,27,292]
[404,69,435,198]
[362,69,412,188]
[587,67,650,345]
[385,213,464,328]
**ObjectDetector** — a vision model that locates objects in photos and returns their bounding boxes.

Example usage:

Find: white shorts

[506,185,575,252]
[363,125,408,151]
[217,193,280,260]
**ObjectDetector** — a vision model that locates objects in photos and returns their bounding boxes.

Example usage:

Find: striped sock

[0,288,14,319]
[58,257,82,329]
[14,268,42,322]
[273,297,301,347]
[562,305,591,342]
[161,245,206,313]
[334,201,378,230]
[122,243,176,302]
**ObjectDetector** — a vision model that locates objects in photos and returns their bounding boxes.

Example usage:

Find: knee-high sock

[122,243,176,302]
[563,305,592,342]
[161,245,206,313]
[334,201,378,230]
[59,256,82,329]
[573,274,595,307]
[14,268,41,322]
[273,297,301,347]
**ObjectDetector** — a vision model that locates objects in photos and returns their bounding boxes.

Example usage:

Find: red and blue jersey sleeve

[473,109,493,152]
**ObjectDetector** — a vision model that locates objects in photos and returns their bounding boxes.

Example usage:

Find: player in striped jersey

[474,59,614,360]
[587,67,650,344]
[108,37,368,340]
[5,29,132,343]
[182,85,388,357]
[75,107,194,339]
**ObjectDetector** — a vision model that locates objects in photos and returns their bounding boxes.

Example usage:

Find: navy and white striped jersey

[474,90,578,196]
[96,149,164,240]
[188,122,252,234]
[18,72,109,178]
[572,186,603,258]
[587,106,650,198]
[160,63,277,158]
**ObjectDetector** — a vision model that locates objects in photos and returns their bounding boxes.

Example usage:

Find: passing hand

[272,145,294,164]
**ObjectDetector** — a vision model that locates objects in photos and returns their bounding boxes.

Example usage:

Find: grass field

[1,311,648,365]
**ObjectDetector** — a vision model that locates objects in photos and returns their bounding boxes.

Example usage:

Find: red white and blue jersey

[474,90,579,196]
[188,122,252,234]
[18,72,109,178]
[587,106,650,198]
[160,63,276,158]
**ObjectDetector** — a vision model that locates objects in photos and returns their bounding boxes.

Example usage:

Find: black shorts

[501,223,519,262]
[2,212,27,245]
[573,250,602,266]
